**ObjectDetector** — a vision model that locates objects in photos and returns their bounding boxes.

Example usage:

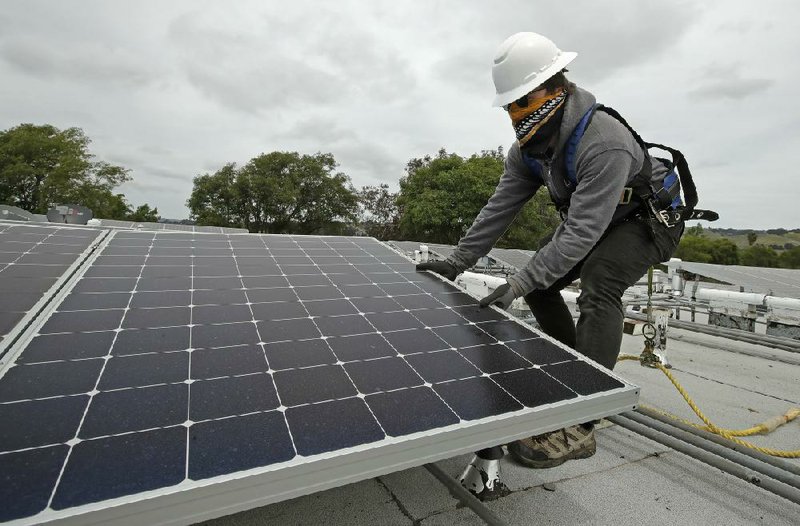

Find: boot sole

[509,440,597,469]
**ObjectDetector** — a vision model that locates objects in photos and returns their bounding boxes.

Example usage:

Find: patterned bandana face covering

[508,88,567,146]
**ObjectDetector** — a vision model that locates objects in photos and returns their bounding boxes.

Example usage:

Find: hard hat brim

[492,51,577,107]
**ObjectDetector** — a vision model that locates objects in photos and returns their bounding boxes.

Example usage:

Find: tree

[684,224,704,237]
[674,236,739,265]
[396,148,559,247]
[187,152,359,234]
[740,245,779,267]
[0,123,156,219]
[779,246,800,269]
[747,231,758,246]
[127,203,159,223]
[359,184,399,240]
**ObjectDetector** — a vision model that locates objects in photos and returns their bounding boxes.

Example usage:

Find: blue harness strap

[564,105,598,187]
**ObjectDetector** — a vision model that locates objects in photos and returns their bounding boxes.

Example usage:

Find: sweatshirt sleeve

[446,145,541,272]
[506,147,637,296]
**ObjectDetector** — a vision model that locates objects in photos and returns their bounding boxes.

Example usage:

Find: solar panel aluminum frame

[3,234,640,526]
[0,223,108,365]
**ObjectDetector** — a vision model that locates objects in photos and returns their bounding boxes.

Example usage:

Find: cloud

[687,64,774,101]
[0,37,156,87]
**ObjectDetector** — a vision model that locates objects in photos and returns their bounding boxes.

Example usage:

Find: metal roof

[488,248,536,271]
[668,260,800,299]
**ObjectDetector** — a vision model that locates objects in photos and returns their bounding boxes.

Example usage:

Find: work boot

[508,424,596,468]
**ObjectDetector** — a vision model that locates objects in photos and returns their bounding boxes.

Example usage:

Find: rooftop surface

[199,327,800,526]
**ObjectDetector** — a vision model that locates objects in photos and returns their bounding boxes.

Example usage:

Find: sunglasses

[503,87,548,111]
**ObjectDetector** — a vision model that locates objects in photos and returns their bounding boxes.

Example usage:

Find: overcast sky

[2,0,798,228]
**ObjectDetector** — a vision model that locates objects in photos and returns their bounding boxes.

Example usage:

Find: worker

[417,32,686,468]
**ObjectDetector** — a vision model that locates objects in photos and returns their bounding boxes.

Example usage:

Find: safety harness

[564,104,719,227]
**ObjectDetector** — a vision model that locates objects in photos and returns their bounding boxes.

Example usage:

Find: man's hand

[479,282,516,310]
[415,260,458,281]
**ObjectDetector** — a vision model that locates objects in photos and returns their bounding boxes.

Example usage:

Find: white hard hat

[491,32,577,107]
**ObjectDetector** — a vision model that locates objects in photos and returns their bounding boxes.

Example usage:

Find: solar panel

[0,232,638,525]
[488,248,536,271]
[94,219,248,234]
[0,223,102,350]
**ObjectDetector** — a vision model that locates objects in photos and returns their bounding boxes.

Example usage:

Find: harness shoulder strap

[564,104,599,186]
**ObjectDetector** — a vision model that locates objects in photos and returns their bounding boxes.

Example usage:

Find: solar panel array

[0,231,635,524]
[0,223,101,348]
[95,219,247,234]
[667,260,800,299]
[488,248,537,271]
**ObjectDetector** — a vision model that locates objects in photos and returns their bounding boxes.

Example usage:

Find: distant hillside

[704,228,800,252]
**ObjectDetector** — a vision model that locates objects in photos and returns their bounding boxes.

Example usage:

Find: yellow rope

[617,354,800,458]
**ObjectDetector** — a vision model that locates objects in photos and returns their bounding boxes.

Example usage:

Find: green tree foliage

[187,152,359,234]
[127,203,160,223]
[779,246,800,269]
[739,245,779,267]
[674,233,739,265]
[0,123,155,219]
[358,184,399,240]
[396,148,559,247]
[747,231,758,246]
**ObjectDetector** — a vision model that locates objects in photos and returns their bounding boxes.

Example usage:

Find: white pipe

[694,289,766,305]
[765,296,800,310]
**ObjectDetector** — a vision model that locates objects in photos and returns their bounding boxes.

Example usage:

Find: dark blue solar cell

[244,287,298,303]
[188,411,295,480]
[83,265,142,278]
[123,307,190,329]
[19,331,115,362]
[477,319,538,342]
[241,276,290,289]
[302,298,359,317]
[193,304,253,325]
[405,350,481,383]
[366,386,459,437]
[410,308,468,328]
[491,368,577,407]
[39,309,124,334]
[433,377,523,421]
[193,321,260,349]
[431,292,477,307]
[344,357,424,394]
[457,344,532,374]
[263,339,337,369]
[250,301,307,322]
[191,345,267,379]
[452,305,506,323]
[137,277,192,292]
[433,325,496,349]
[382,328,450,355]
[0,445,69,522]
[541,361,624,395]
[0,395,87,451]
[294,286,345,301]
[365,311,423,332]
[192,288,248,306]
[310,314,373,337]
[504,338,575,365]
[376,282,422,296]
[259,317,320,342]
[349,296,402,314]
[273,365,357,406]
[390,293,444,310]
[0,359,103,402]
[58,292,131,311]
[99,351,189,389]
[80,384,188,439]
[193,277,243,291]
[286,274,329,287]
[286,397,385,456]
[113,326,189,355]
[72,278,137,293]
[51,427,186,510]
[337,284,385,298]
[326,333,397,361]
[190,374,279,421]
[130,290,191,308]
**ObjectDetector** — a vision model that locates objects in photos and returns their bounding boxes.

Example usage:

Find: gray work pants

[524,218,684,370]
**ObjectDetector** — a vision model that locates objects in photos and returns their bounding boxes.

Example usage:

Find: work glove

[479,282,516,310]
[415,260,458,281]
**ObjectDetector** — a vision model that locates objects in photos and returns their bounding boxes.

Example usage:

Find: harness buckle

[619,187,634,205]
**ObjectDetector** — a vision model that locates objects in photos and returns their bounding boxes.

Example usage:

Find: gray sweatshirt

[446,85,668,296]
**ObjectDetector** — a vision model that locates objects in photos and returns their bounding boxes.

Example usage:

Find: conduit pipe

[609,414,800,505]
